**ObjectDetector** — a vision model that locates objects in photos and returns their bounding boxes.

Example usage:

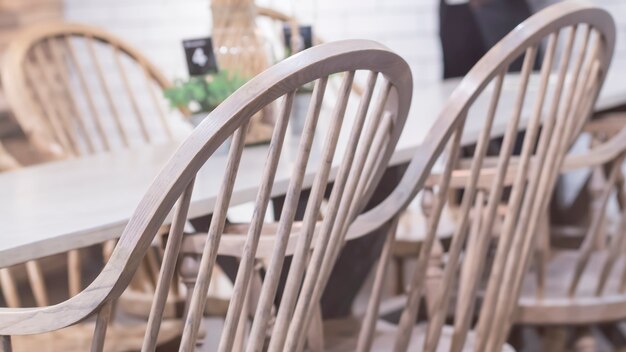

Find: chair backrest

[0,39,412,351]
[517,115,626,324]
[346,1,614,351]
[1,22,190,159]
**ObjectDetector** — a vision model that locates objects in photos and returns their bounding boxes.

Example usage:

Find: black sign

[283,25,313,53]
[183,37,219,76]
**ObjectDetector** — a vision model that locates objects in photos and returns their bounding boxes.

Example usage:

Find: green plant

[164,70,247,113]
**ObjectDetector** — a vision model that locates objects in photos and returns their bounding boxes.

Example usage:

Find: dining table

[1,62,626,271]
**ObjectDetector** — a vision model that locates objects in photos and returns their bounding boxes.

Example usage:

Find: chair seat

[323,317,515,351]
[517,250,626,324]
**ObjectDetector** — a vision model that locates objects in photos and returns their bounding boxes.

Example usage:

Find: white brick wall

[64,0,626,85]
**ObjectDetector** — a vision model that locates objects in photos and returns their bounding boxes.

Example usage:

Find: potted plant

[164,70,248,126]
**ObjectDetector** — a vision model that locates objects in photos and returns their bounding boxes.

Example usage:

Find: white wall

[64,0,626,86]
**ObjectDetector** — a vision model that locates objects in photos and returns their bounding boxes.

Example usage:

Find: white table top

[1,63,625,268]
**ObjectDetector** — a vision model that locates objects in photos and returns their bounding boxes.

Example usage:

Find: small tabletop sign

[183,37,219,76]
[283,25,313,53]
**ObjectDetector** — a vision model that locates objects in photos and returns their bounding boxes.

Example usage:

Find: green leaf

[163,69,249,114]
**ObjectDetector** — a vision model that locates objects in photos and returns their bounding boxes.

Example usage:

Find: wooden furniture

[513,121,626,350]
[3,59,626,271]
[0,21,195,350]
[0,39,415,351]
[1,21,192,161]
[0,3,614,351]
[357,1,614,351]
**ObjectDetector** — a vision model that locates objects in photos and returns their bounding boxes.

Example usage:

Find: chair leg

[424,241,444,318]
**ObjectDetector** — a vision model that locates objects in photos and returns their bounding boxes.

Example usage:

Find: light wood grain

[1,21,190,158]
[0,40,413,352]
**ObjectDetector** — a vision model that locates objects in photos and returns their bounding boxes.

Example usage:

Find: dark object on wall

[182,37,219,76]
[283,24,313,53]
[439,1,486,79]
[439,0,538,79]
[473,0,537,72]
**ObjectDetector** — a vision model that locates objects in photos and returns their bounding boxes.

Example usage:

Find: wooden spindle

[114,47,150,142]
[568,159,618,295]
[68,249,82,297]
[91,301,113,352]
[64,36,111,151]
[47,38,95,154]
[356,216,398,352]
[394,120,466,352]
[595,168,626,295]
[245,77,329,351]
[85,35,129,147]
[475,32,559,348]
[32,44,81,155]
[142,178,195,351]
[286,73,380,352]
[268,73,354,352]
[179,121,249,351]
[23,59,74,154]
[217,91,295,352]
[424,69,509,352]
[485,26,581,351]
[142,63,173,140]
[0,269,20,308]
[450,45,538,351]
[26,261,49,307]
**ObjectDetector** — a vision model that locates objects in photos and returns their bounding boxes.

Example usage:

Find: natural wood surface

[342,2,615,351]
[1,21,191,160]
[0,2,615,351]
[0,21,196,351]
[512,117,626,351]
[0,39,413,352]
[4,59,626,271]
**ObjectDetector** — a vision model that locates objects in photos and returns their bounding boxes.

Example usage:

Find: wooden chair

[513,118,626,350]
[0,39,413,351]
[1,22,191,161]
[346,1,614,351]
[0,21,195,350]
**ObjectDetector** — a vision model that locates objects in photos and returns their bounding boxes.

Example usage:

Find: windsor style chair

[0,39,413,351]
[513,120,626,350]
[324,1,614,351]
[0,22,196,350]
[1,22,192,160]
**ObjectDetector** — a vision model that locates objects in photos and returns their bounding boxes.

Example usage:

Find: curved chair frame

[1,22,189,159]
[0,39,412,352]
[345,2,614,351]
[515,117,626,327]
